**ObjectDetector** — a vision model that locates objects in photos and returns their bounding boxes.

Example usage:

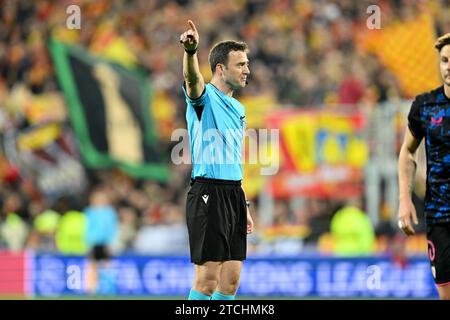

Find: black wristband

[185,48,198,55]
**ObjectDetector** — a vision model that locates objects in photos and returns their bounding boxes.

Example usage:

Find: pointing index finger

[188,20,197,33]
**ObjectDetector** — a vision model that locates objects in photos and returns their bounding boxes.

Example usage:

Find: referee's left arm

[243,190,254,234]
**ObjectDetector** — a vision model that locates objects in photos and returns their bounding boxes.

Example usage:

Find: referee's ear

[216,63,225,75]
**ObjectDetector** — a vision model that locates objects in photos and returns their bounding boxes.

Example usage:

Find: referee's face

[440,44,450,87]
[222,50,250,90]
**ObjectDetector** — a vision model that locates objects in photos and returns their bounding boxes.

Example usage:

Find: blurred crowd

[0,0,445,256]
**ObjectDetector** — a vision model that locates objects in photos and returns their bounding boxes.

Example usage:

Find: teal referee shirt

[182,82,246,181]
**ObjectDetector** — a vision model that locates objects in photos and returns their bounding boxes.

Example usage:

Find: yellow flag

[359,14,440,97]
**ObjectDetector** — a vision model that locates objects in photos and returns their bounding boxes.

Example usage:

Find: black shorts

[426,223,450,286]
[186,177,247,264]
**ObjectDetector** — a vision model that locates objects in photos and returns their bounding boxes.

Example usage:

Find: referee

[179,20,254,300]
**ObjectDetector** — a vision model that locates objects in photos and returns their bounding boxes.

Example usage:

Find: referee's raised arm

[180,20,205,99]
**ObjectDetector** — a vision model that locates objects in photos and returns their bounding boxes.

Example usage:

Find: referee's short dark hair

[209,40,248,73]
[435,33,450,52]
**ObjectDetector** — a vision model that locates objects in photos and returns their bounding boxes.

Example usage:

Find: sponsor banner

[31,254,438,298]
[0,250,27,296]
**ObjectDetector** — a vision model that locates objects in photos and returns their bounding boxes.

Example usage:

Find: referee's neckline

[209,83,234,99]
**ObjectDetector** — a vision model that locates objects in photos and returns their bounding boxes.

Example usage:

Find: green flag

[49,38,168,181]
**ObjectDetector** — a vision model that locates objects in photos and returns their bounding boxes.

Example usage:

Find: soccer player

[179,20,254,300]
[398,33,450,300]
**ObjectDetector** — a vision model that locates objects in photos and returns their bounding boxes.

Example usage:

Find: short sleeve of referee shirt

[407,97,425,140]
[182,82,206,105]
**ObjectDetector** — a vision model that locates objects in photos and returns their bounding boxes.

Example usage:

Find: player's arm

[397,128,422,236]
[180,20,204,99]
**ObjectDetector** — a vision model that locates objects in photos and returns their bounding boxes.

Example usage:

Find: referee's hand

[179,20,199,52]
[247,209,254,234]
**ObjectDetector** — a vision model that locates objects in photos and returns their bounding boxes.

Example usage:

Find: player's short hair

[209,40,248,73]
[435,33,450,52]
